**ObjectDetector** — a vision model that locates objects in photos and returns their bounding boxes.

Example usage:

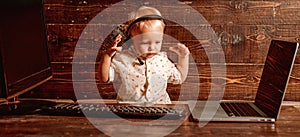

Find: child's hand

[106,34,123,57]
[169,43,190,58]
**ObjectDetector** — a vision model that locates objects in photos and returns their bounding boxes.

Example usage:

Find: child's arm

[169,43,190,82]
[98,35,122,83]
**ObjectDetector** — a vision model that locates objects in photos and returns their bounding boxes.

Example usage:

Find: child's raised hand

[169,43,190,58]
[106,34,123,57]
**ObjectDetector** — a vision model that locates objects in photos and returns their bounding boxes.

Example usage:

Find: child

[98,6,190,104]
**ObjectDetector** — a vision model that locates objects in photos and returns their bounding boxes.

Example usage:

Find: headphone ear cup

[124,36,133,48]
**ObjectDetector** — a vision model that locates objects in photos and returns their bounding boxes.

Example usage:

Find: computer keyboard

[42,103,186,120]
[220,102,263,117]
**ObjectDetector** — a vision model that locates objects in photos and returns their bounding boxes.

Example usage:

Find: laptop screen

[255,40,298,118]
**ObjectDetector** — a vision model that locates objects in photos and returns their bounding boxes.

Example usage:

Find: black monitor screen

[0,0,52,99]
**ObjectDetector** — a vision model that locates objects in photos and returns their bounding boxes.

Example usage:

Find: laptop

[188,40,299,122]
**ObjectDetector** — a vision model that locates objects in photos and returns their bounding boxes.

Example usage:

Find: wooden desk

[0,100,299,136]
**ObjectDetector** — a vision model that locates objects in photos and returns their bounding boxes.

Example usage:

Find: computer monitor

[0,0,52,99]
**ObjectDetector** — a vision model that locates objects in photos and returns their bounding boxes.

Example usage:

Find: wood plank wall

[23,0,300,101]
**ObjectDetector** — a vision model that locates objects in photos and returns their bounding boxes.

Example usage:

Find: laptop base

[188,101,275,123]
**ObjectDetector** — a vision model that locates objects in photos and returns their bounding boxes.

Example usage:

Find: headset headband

[126,14,166,36]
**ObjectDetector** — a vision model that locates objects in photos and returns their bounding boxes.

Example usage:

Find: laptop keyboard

[41,103,186,120]
[220,102,263,117]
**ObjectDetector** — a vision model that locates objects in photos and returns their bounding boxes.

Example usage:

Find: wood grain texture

[0,102,299,137]
[22,0,300,101]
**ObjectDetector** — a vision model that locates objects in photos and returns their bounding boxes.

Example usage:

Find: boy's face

[131,25,164,58]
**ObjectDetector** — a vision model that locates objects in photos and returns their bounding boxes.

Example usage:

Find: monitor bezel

[0,0,52,99]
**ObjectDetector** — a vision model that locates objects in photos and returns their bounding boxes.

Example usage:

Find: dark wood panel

[189,0,300,25]
[46,24,300,64]
[43,1,300,25]
[22,64,300,101]
[44,0,122,5]
[35,0,300,101]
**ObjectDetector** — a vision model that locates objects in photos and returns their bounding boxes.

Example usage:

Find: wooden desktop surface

[0,99,299,137]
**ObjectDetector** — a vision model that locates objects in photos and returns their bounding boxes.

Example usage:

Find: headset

[126,14,166,38]
[101,14,166,65]
[105,14,166,48]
